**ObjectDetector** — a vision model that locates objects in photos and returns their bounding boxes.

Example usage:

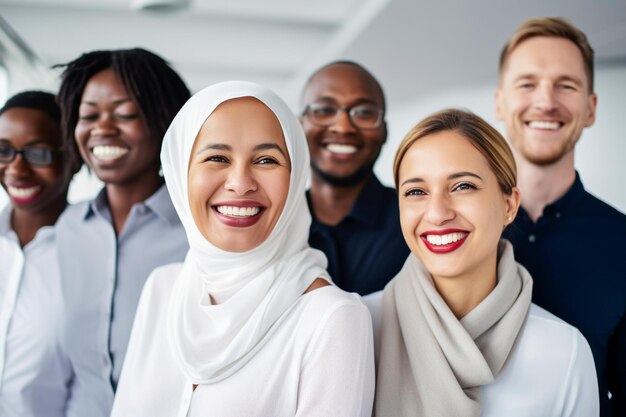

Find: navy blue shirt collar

[518,171,585,223]
[307,175,392,227]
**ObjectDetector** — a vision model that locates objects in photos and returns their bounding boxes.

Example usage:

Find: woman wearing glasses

[367,109,598,417]
[0,91,80,416]
[111,81,375,417]
[54,48,191,417]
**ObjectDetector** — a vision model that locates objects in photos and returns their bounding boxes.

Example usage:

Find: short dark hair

[302,60,386,112]
[0,90,61,123]
[56,48,191,149]
[0,90,82,171]
[499,17,594,92]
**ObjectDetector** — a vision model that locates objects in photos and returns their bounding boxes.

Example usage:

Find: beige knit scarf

[374,240,532,417]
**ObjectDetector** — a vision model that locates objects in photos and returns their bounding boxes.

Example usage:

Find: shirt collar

[83,184,180,226]
[0,205,12,237]
[0,205,56,248]
[541,171,586,217]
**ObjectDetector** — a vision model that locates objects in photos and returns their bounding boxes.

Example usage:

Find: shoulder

[517,304,594,370]
[579,190,626,226]
[301,285,369,316]
[295,286,372,336]
[57,200,90,226]
[142,262,184,300]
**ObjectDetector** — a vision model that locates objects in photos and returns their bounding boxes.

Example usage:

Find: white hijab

[161,81,330,384]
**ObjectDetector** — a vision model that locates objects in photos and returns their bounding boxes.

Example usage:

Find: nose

[92,114,119,137]
[5,153,32,178]
[424,192,455,226]
[329,109,357,134]
[533,84,558,113]
[224,163,257,195]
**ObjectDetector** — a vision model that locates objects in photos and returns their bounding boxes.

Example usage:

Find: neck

[515,151,576,222]
[11,197,68,247]
[309,172,370,225]
[106,174,163,236]
[432,256,497,319]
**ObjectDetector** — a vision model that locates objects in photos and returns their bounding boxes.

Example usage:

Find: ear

[503,187,521,227]
[584,93,598,128]
[494,88,504,121]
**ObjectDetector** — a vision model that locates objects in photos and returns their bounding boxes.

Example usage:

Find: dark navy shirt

[307,175,410,295]
[504,173,626,417]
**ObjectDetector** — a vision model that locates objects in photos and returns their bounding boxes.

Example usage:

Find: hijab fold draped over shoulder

[160,81,330,384]
[375,240,532,417]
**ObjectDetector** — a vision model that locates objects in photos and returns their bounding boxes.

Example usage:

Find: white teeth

[528,121,560,130]
[92,145,129,160]
[216,206,261,217]
[7,186,41,199]
[326,144,358,155]
[425,232,468,246]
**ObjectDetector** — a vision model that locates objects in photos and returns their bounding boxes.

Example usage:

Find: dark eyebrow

[400,171,483,187]
[195,142,287,157]
[80,98,133,106]
[195,143,231,155]
[449,171,483,181]
[0,138,53,147]
[253,143,287,157]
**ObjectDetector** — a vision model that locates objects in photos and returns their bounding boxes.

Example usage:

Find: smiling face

[301,63,386,186]
[188,97,291,253]
[74,68,161,187]
[496,36,597,166]
[398,130,519,283]
[0,108,72,215]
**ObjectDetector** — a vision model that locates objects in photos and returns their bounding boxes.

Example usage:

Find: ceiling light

[130,0,189,12]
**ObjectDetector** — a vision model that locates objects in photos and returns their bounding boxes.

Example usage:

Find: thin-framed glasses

[0,144,63,167]
[302,99,383,130]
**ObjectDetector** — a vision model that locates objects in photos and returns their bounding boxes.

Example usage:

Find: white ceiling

[1,0,625,107]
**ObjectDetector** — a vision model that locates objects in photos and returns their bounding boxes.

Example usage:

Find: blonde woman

[367,109,598,417]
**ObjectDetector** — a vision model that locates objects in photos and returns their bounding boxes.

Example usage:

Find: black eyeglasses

[302,100,383,130]
[0,145,63,167]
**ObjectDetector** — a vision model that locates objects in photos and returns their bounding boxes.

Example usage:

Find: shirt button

[555,212,561,218]
[528,234,536,243]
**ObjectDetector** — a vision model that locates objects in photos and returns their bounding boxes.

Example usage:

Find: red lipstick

[212,200,265,228]
[420,229,469,254]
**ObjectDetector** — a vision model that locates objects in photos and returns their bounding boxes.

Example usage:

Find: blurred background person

[0,91,80,416]
[55,48,191,417]
[300,61,409,295]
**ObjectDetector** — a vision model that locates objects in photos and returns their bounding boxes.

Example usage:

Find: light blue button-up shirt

[56,184,188,417]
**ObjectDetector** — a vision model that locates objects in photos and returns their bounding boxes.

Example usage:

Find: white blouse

[0,210,71,416]
[112,264,375,417]
[365,291,599,417]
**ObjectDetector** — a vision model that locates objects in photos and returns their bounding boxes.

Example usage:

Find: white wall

[374,64,626,215]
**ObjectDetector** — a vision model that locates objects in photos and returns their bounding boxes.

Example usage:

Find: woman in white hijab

[110,81,374,417]
[366,109,598,417]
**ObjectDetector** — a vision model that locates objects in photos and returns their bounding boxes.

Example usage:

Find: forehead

[81,68,131,101]
[303,64,384,106]
[0,107,61,146]
[502,37,588,83]
[196,97,286,146]
[400,131,491,179]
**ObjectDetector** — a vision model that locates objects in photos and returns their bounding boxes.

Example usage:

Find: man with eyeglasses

[300,61,409,295]
[0,90,81,416]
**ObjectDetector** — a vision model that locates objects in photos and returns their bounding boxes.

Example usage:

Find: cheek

[399,202,421,249]
[187,170,216,217]
[268,172,290,216]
